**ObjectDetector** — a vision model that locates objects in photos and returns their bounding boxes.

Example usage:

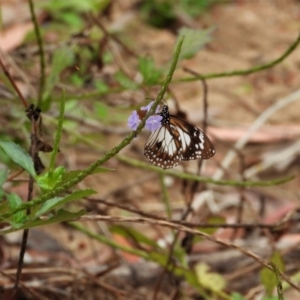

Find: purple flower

[145,115,162,132]
[141,101,160,113]
[127,110,141,130]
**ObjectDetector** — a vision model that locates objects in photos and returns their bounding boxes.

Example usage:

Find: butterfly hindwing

[144,125,182,169]
[169,116,215,161]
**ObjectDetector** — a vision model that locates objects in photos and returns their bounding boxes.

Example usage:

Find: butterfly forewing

[144,105,215,169]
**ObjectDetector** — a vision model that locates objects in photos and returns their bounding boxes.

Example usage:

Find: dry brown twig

[0,53,29,108]
[0,270,48,300]
[78,214,300,292]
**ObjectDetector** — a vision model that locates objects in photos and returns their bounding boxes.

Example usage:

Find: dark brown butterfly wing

[169,116,215,161]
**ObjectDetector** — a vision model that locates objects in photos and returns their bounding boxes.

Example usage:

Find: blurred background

[0,0,300,299]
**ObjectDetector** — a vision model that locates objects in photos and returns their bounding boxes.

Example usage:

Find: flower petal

[141,101,154,111]
[145,115,162,132]
[127,111,141,130]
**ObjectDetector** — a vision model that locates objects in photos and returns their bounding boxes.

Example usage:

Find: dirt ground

[1,0,300,299]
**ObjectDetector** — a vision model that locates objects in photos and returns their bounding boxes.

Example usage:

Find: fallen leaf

[0,22,33,52]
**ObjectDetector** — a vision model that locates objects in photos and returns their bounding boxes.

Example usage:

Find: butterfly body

[144,105,215,169]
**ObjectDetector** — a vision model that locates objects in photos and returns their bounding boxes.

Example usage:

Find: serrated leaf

[7,193,26,225]
[0,140,36,177]
[115,71,139,90]
[0,209,86,234]
[176,27,214,60]
[35,189,96,217]
[38,167,113,191]
[36,166,66,190]
[195,262,226,292]
[138,57,162,85]
[260,251,285,296]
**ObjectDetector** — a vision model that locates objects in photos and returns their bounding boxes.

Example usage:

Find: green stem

[117,155,294,187]
[178,31,300,82]
[269,262,284,300]
[70,222,150,259]
[49,92,65,171]
[28,0,46,105]
[0,37,185,223]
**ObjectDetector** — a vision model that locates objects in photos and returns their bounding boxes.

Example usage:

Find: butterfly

[144,105,215,169]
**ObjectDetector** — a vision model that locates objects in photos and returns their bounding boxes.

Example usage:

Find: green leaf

[231,292,246,300]
[195,262,226,292]
[0,169,8,186]
[179,0,213,17]
[0,209,86,234]
[49,92,65,171]
[177,27,214,60]
[95,102,109,121]
[70,74,84,87]
[114,71,139,90]
[42,47,75,108]
[37,167,113,191]
[260,251,285,296]
[0,169,8,199]
[95,81,109,93]
[39,0,110,14]
[35,189,96,217]
[7,193,26,225]
[138,57,162,85]
[173,243,188,266]
[59,11,84,29]
[0,140,36,177]
[37,166,66,190]
[0,189,5,201]
[140,0,175,28]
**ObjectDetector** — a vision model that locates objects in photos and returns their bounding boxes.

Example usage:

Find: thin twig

[0,37,185,223]
[0,47,37,99]
[89,13,137,58]
[213,88,300,180]
[78,214,300,293]
[154,69,210,300]
[28,0,46,106]
[0,54,28,108]
[13,107,39,293]
[117,155,294,187]
[85,197,287,229]
[179,31,300,82]
[80,214,285,230]
[0,270,48,300]
[269,262,284,300]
